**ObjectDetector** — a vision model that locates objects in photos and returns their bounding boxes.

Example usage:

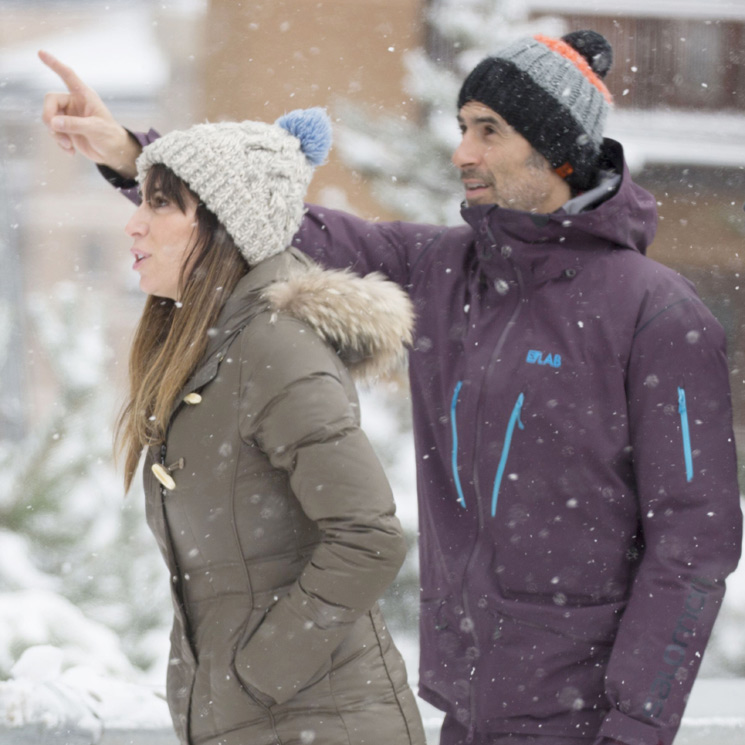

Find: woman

[117,108,425,745]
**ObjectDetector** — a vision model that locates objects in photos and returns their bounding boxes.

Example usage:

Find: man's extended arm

[293,204,449,288]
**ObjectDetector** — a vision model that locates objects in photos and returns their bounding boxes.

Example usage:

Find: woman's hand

[39,50,141,178]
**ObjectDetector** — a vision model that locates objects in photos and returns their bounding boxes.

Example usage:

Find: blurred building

[4,0,745,446]
[0,0,421,438]
[200,0,422,216]
[0,0,204,434]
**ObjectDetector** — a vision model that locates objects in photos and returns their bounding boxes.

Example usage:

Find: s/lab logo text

[526,349,561,368]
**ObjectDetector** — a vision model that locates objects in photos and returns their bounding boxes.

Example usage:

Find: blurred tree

[0,282,169,677]
[358,384,419,636]
[0,126,26,443]
[334,0,564,225]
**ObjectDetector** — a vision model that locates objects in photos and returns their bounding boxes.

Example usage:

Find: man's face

[452,101,566,213]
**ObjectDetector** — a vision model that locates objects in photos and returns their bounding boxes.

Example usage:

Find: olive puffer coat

[142,248,426,745]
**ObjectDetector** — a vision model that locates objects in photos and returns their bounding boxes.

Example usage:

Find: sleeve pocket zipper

[678,386,694,483]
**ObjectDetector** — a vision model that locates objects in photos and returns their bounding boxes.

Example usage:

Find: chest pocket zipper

[678,386,694,482]
[491,393,525,517]
[451,381,466,508]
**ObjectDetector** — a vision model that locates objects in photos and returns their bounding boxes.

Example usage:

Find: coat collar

[202,249,312,361]
[173,247,414,419]
[168,251,308,420]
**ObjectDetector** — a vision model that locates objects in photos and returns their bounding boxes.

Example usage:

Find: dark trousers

[439,714,593,745]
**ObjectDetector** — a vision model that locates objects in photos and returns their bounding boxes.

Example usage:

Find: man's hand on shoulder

[39,50,141,178]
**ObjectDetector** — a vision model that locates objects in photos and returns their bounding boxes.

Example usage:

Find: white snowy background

[0,0,743,742]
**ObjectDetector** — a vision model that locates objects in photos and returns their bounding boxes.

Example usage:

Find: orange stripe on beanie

[534,34,613,104]
[457,30,614,191]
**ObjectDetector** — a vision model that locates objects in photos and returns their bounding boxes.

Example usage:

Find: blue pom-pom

[276,107,332,167]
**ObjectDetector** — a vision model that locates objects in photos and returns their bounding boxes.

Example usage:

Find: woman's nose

[125,204,148,237]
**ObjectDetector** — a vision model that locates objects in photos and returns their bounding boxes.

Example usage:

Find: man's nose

[452,133,479,169]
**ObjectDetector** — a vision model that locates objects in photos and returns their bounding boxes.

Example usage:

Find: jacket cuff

[96,128,160,196]
[595,710,663,745]
[97,162,137,190]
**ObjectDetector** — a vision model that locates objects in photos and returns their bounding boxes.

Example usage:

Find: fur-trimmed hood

[202,248,414,386]
[263,263,414,382]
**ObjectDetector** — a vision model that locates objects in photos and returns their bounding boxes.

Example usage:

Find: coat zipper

[491,393,525,517]
[451,381,467,508]
[462,225,525,732]
[677,386,694,482]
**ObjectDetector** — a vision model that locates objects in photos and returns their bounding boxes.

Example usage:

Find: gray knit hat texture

[458,31,613,190]
[136,108,332,266]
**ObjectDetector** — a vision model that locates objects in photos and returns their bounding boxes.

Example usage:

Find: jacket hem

[418,684,606,738]
[596,710,663,745]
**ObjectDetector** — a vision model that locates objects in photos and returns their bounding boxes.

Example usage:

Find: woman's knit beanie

[136,108,333,265]
[457,30,613,191]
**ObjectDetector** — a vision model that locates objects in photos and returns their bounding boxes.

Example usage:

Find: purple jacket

[113,135,741,745]
[291,140,742,745]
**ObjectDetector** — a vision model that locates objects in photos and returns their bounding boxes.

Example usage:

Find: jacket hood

[263,261,414,382]
[460,139,658,256]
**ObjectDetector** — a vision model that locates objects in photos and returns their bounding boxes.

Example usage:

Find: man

[40,29,742,745]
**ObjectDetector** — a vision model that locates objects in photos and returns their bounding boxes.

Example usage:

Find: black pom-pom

[562,30,613,79]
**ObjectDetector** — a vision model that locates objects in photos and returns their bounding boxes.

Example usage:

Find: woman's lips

[131,248,149,269]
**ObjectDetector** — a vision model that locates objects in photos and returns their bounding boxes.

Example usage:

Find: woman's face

[125,182,198,300]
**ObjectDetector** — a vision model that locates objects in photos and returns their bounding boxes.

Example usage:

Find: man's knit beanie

[136,108,333,266]
[457,30,613,191]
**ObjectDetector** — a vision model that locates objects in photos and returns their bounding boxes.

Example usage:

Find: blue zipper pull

[678,386,694,482]
[491,393,525,517]
[451,381,466,508]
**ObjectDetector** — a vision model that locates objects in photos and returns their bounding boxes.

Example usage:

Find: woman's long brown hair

[117,164,249,490]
